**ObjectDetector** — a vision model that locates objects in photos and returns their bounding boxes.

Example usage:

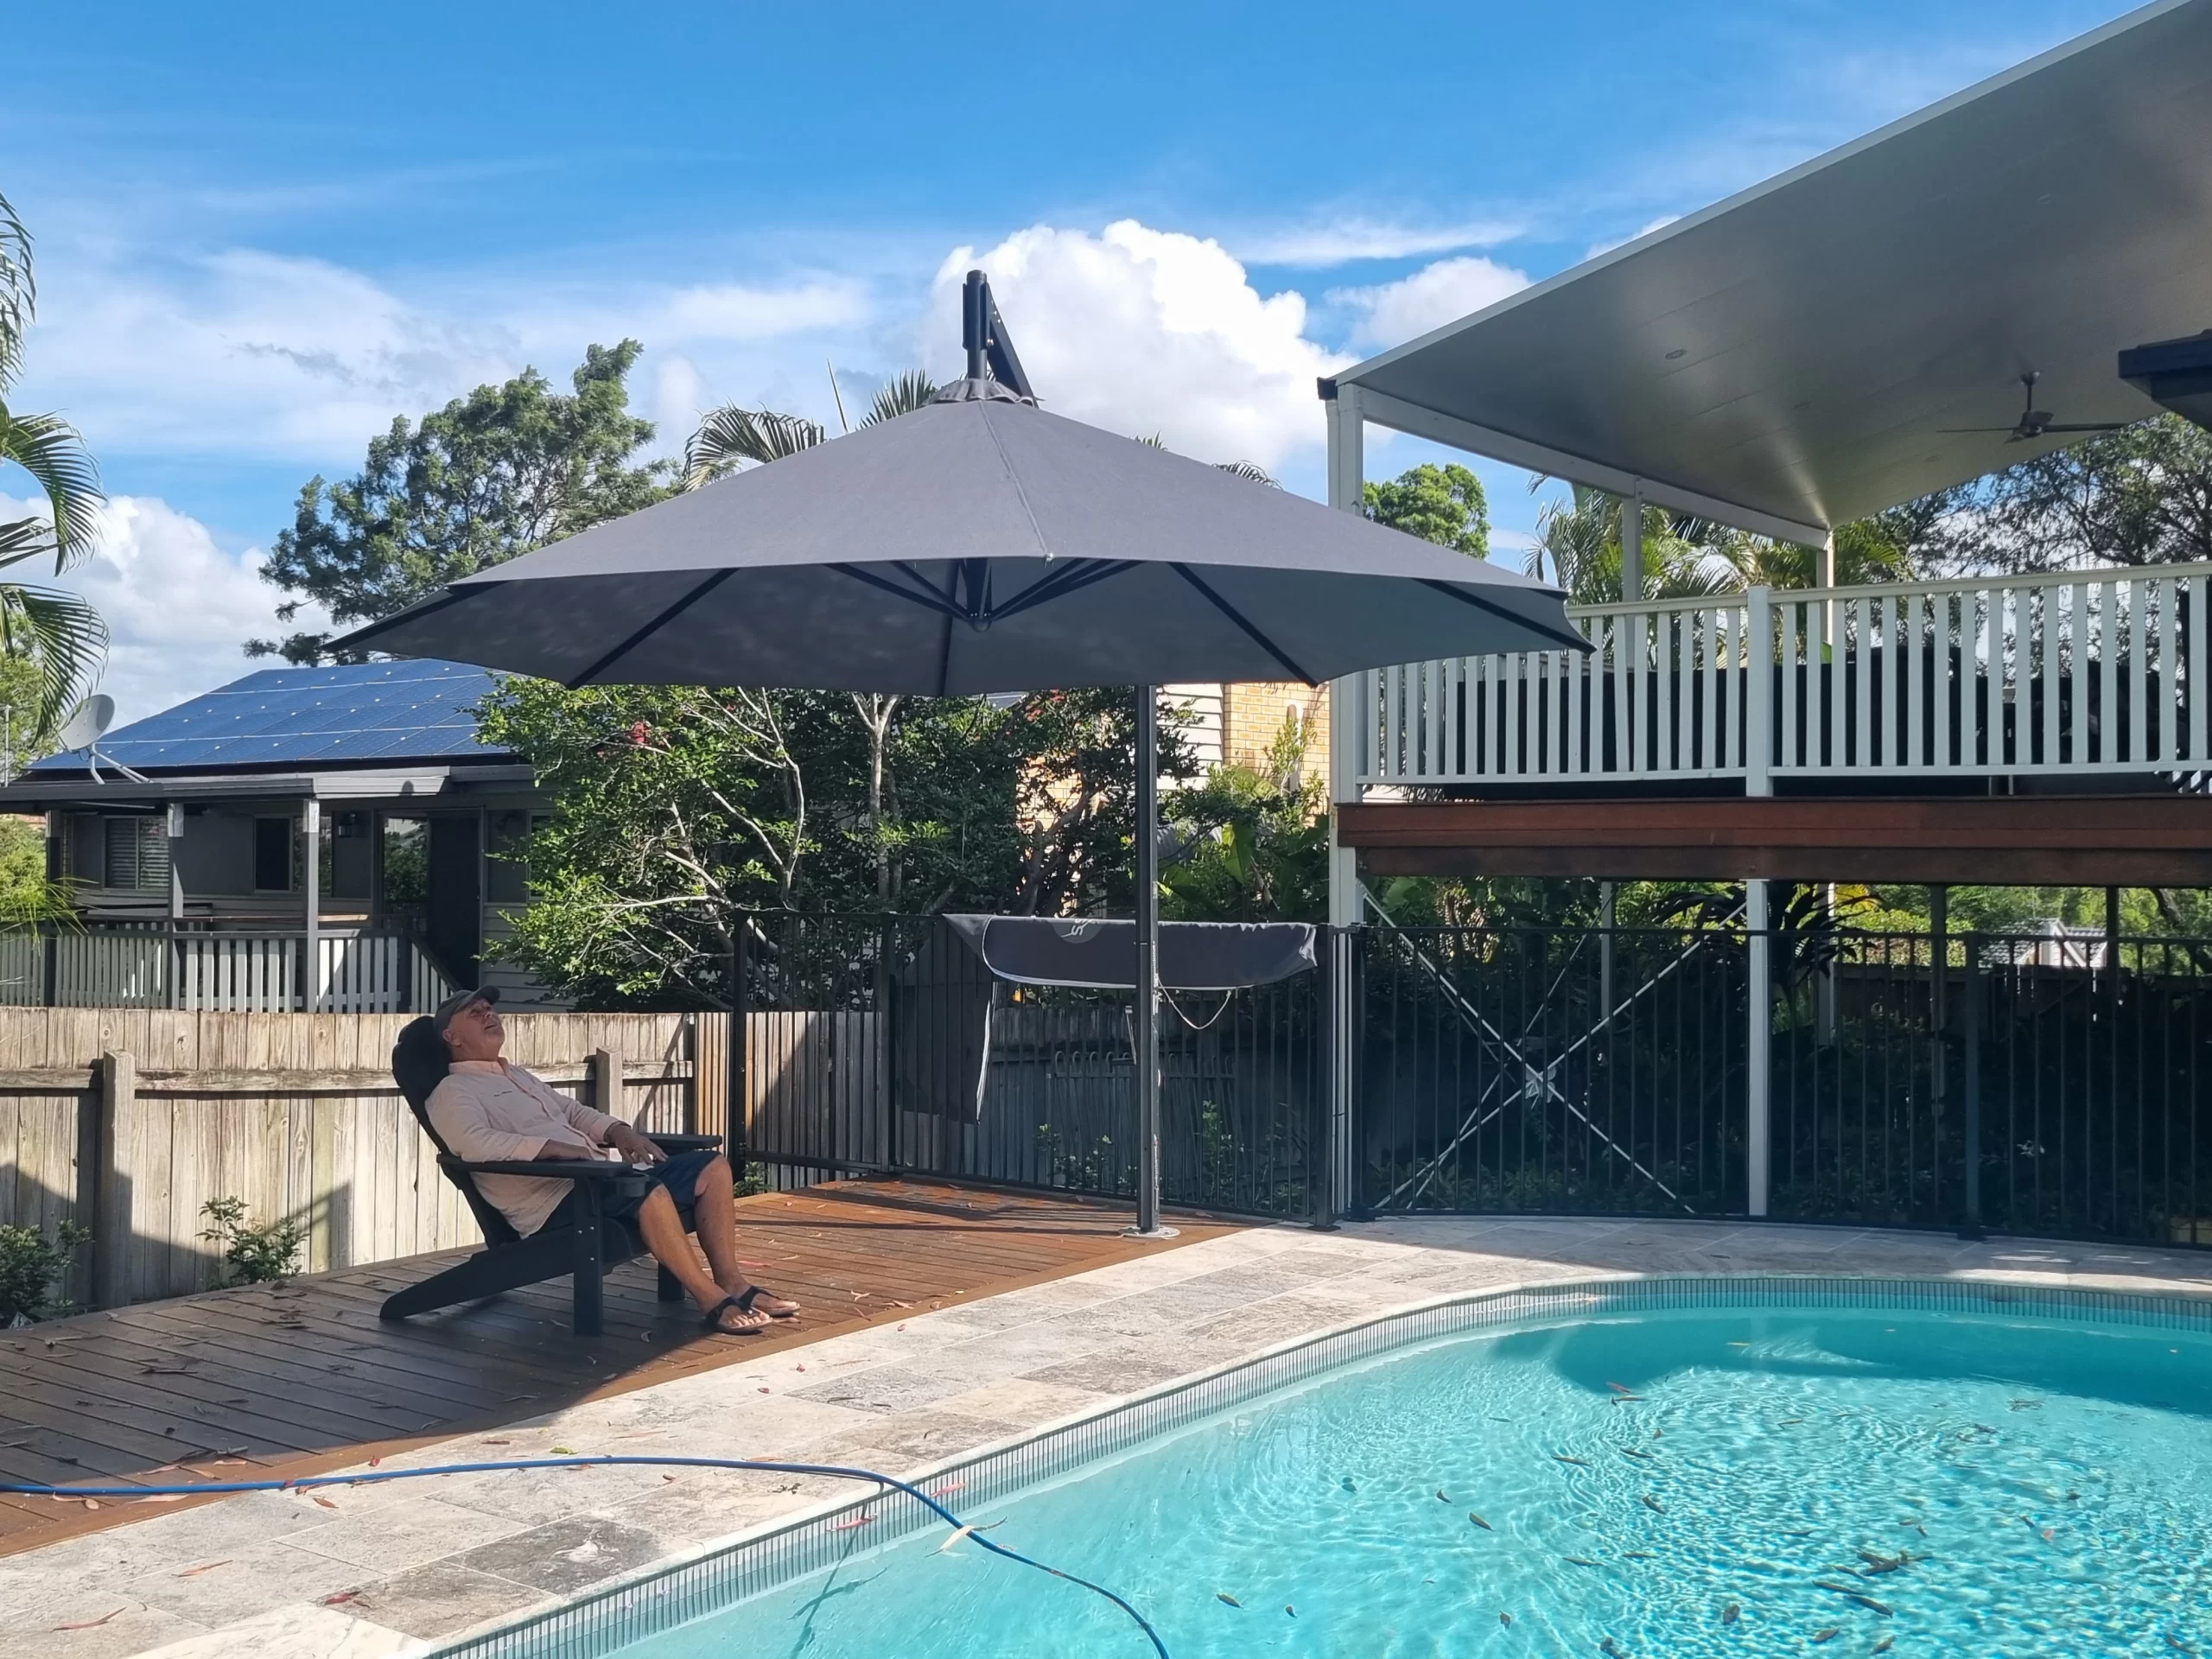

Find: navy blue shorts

[550,1147,723,1235]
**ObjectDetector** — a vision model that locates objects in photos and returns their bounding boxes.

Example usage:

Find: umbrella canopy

[334,378,1581,687]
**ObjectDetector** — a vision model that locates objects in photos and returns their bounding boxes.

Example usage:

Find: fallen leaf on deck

[52,1611,124,1631]
[550,1446,576,1455]
[175,1561,230,1578]
[321,1592,358,1606]
[313,1496,338,1510]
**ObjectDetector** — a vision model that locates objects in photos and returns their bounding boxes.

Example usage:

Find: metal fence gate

[732,910,2212,1247]
[735,912,1327,1222]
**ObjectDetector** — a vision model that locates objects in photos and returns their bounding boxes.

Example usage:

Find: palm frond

[1214,459,1279,486]
[681,405,825,490]
[0,582,107,732]
[0,192,29,392]
[0,405,103,569]
[0,516,54,571]
[861,370,939,427]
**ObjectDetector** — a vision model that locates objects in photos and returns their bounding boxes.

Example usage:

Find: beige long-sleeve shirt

[427,1058,619,1238]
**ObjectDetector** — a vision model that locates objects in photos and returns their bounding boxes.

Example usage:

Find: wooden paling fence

[0,1008,731,1309]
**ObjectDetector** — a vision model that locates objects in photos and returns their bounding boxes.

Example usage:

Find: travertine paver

[4,1217,2207,1658]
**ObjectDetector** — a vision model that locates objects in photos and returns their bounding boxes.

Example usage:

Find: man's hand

[602,1122,667,1165]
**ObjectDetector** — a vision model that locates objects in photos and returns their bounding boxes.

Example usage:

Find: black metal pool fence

[732,912,2212,1249]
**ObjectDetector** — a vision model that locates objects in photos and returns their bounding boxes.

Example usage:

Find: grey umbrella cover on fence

[336,379,1583,693]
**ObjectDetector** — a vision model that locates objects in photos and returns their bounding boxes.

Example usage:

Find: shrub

[199,1198,306,1286]
[0,1219,91,1324]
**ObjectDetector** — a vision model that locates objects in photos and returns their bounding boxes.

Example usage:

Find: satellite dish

[57,695,114,753]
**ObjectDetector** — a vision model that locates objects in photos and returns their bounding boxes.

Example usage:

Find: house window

[102,817,171,893]
[485,810,544,905]
[253,817,295,893]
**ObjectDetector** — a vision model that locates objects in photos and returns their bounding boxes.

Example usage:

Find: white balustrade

[1357,563,2212,790]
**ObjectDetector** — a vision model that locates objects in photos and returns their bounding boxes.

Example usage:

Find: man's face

[442,996,505,1061]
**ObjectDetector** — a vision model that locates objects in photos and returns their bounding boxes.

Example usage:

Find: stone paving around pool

[6,1217,2209,1659]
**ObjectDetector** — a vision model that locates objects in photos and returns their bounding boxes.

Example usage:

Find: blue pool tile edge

[425,1272,2212,1659]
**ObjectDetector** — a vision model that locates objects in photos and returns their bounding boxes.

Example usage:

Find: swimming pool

[441,1279,2212,1659]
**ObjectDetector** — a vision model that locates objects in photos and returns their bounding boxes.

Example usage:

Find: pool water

[632,1303,2212,1658]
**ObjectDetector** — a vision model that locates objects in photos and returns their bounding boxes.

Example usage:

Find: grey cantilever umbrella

[337,275,1583,1233]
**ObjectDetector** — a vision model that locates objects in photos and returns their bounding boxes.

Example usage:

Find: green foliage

[0,1218,89,1323]
[1160,713,1327,923]
[0,813,70,927]
[1363,462,1489,556]
[478,680,1191,1007]
[1882,414,2212,576]
[199,1197,304,1286]
[256,342,671,663]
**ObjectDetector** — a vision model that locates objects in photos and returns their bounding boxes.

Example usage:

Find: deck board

[0,1179,1235,1557]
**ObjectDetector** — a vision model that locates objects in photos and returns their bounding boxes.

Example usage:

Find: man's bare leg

[691,1157,799,1316]
[634,1185,768,1331]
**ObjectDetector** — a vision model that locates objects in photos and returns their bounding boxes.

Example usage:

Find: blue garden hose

[2,1455,1169,1657]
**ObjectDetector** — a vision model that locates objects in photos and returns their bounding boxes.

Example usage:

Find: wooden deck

[0,1179,1236,1559]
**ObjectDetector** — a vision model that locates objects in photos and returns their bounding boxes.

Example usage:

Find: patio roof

[1332,0,2212,543]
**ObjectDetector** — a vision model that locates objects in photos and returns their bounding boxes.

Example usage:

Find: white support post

[302,797,321,1014]
[1323,380,1365,1224]
[1620,483,1644,604]
[1745,877,1771,1217]
[167,802,185,1012]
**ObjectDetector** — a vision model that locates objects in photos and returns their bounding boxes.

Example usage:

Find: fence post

[1745,881,1770,1217]
[91,1050,134,1308]
[1960,937,1984,1240]
[730,925,750,1168]
[589,1046,623,1124]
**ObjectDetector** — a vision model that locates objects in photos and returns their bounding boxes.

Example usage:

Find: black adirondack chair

[382,1043,722,1337]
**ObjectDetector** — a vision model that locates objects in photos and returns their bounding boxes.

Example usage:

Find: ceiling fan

[1941,372,2131,442]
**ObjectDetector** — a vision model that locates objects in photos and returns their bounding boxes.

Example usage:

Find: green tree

[1160,714,1328,923]
[1867,414,2212,576]
[1363,461,1489,556]
[254,341,671,662]
[478,677,1189,1007]
[0,191,108,733]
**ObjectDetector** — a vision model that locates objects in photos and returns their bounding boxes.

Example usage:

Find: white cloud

[16,242,880,471]
[1331,255,1532,353]
[2,492,316,725]
[1235,217,1525,268]
[929,220,1351,469]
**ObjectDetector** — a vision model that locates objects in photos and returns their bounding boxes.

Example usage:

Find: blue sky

[1,0,2144,719]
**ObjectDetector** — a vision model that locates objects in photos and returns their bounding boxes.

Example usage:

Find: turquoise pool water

[627,1302,2212,1658]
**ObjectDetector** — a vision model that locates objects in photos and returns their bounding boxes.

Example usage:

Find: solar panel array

[30,660,516,773]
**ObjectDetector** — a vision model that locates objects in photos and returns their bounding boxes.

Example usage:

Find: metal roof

[1333,0,2212,541]
[29,659,512,776]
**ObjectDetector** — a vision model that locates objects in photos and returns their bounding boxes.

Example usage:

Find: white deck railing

[1357,563,2212,790]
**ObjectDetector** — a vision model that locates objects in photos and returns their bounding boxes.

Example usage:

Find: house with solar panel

[0,659,562,1011]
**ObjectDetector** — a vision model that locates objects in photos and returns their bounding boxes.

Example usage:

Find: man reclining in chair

[426,988,800,1334]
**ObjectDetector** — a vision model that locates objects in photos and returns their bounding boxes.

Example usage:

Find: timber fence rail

[0,1008,725,1308]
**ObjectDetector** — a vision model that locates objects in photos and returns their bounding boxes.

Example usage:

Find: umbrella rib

[988,559,1138,620]
[1418,578,1592,653]
[830,563,968,620]
[562,569,736,687]
[1170,563,1317,684]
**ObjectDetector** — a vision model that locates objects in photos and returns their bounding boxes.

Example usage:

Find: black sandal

[701,1292,771,1333]
[701,1286,798,1332]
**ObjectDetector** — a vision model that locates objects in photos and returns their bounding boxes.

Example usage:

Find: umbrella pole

[1128,683,1177,1239]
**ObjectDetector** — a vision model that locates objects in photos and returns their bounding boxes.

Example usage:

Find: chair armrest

[647,1134,723,1154]
[440,1154,648,1181]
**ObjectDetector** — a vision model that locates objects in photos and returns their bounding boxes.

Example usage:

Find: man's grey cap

[433,985,500,1032]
